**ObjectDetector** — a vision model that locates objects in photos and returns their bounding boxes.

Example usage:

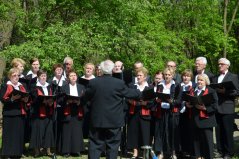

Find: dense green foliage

[0,0,239,75]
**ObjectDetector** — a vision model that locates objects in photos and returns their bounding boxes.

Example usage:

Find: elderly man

[84,60,141,159]
[194,57,214,82]
[166,61,181,84]
[212,58,239,159]
[63,56,74,78]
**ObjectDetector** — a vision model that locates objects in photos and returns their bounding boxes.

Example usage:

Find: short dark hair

[37,69,47,77]
[52,63,64,72]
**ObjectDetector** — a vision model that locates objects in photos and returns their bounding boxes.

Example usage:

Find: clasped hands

[11,94,29,103]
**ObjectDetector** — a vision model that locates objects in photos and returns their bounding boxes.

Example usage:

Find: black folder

[12,89,29,98]
[78,78,90,87]
[38,95,56,100]
[210,81,236,90]
[142,88,156,100]
[182,93,214,106]
[112,70,133,85]
[65,94,81,101]
[123,69,133,85]
[112,72,123,80]
[156,92,171,102]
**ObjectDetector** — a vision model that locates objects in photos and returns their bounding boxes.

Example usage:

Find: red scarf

[64,90,84,118]
[189,87,209,119]
[3,85,27,115]
[129,100,150,116]
[37,87,55,118]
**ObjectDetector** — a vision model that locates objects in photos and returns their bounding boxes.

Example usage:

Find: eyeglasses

[167,65,176,67]
[65,63,71,65]
[12,74,20,77]
[218,63,226,66]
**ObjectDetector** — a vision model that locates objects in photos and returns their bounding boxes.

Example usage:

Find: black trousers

[215,113,234,157]
[88,127,121,159]
[193,127,214,159]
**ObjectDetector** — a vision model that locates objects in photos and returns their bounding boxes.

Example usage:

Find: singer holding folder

[59,70,85,157]
[212,58,239,158]
[29,69,56,157]
[186,74,218,159]
[126,67,153,159]
[153,67,178,159]
[0,68,29,158]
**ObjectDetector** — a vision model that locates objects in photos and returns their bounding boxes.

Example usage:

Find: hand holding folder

[182,93,214,106]
[11,89,30,102]
[142,88,156,100]
[156,92,171,103]
[38,95,56,106]
[65,94,81,105]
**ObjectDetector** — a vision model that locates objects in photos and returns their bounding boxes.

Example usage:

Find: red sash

[153,98,162,118]
[189,88,209,119]
[199,88,209,119]
[129,100,150,116]
[37,88,54,118]
[64,104,84,118]
[3,85,27,115]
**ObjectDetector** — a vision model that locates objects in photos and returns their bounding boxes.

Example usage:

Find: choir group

[0,56,238,159]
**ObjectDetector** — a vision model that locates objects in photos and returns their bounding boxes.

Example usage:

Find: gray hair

[196,57,207,65]
[218,58,230,66]
[100,60,115,75]
[63,56,73,64]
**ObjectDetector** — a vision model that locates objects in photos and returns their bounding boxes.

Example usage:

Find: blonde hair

[8,68,20,79]
[136,67,148,77]
[11,58,26,68]
[163,67,175,76]
[84,63,95,71]
[197,74,210,85]
[181,69,193,80]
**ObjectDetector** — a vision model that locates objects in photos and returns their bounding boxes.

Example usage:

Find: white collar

[7,81,22,88]
[134,81,149,91]
[195,86,206,92]
[27,70,37,78]
[53,76,65,81]
[81,75,95,80]
[159,80,175,87]
[181,81,192,87]
[36,81,49,88]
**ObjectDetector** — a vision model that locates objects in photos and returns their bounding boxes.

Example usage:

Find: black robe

[59,83,85,154]
[0,83,28,157]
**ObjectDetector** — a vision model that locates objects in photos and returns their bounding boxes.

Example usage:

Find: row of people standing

[0,57,93,158]
[124,57,238,159]
[0,56,238,159]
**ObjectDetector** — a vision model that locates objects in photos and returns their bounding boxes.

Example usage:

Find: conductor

[84,59,141,159]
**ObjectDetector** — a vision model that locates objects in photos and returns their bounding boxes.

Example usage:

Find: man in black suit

[84,60,141,159]
[193,56,214,82]
[212,58,239,159]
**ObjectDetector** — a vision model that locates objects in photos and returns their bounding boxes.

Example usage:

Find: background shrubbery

[0,0,239,75]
